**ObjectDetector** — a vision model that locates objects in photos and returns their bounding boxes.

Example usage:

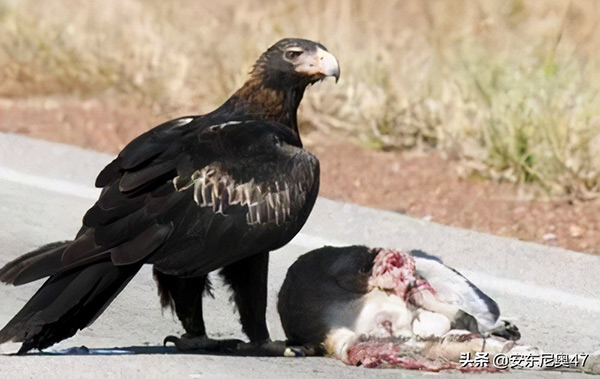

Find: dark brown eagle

[0,38,339,354]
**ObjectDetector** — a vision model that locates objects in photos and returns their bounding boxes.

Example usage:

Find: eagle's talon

[231,341,322,357]
[163,334,243,352]
[163,335,178,347]
[231,340,287,356]
[283,345,320,357]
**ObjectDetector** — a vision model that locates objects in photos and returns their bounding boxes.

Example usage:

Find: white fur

[353,290,413,339]
[324,327,360,363]
[411,310,451,338]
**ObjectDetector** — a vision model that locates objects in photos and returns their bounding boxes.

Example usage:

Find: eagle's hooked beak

[296,47,340,83]
[316,48,340,83]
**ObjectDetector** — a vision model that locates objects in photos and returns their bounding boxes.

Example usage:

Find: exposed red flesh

[347,339,500,372]
[368,248,435,303]
[355,249,501,372]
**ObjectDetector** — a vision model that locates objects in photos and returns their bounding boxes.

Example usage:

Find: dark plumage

[0,38,339,353]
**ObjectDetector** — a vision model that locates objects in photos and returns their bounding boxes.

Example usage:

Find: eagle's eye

[284,50,303,61]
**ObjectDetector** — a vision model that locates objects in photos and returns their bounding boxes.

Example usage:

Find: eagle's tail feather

[0,260,141,353]
[0,241,71,286]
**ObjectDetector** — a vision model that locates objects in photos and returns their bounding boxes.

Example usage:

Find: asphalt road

[0,133,598,378]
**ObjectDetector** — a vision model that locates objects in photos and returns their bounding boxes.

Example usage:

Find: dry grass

[1,0,599,198]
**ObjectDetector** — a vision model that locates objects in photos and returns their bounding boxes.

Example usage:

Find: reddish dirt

[1,97,598,254]
[309,139,599,254]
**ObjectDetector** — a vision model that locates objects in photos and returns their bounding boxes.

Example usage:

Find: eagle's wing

[12,118,319,284]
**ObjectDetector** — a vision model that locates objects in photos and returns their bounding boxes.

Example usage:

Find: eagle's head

[252,38,340,89]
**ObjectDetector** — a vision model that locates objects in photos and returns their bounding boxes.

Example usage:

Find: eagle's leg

[220,251,270,343]
[154,270,242,352]
[220,251,302,356]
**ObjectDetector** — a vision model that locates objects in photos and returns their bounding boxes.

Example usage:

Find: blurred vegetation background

[1,0,599,199]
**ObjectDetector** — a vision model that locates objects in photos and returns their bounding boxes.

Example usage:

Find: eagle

[0,38,340,354]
